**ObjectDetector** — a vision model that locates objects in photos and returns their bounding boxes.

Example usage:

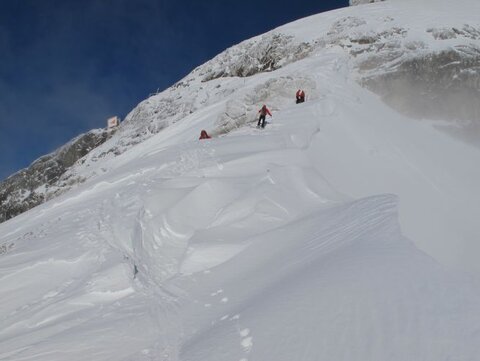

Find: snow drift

[1,0,480,360]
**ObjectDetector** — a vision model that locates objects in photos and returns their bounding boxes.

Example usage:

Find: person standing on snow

[296,89,305,104]
[257,104,272,128]
[199,130,211,139]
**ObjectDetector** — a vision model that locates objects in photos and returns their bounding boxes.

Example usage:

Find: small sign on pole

[107,116,120,129]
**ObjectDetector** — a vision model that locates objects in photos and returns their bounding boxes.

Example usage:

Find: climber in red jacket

[257,105,272,128]
[199,130,211,139]
[296,89,305,104]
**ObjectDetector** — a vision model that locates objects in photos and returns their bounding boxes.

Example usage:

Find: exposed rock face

[362,48,480,124]
[196,33,312,81]
[327,15,480,142]
[0,129,114,223]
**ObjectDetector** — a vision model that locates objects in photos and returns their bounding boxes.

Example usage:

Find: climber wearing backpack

[199,130,211,139]
[296,89,305,104]
[257,105,272,128]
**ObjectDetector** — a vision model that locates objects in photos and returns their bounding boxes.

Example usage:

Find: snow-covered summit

[1,1,480,360]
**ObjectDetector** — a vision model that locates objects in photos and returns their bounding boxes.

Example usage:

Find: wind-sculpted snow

[2,157,480,360]
[2,2,480,359]
[177,195,480,361]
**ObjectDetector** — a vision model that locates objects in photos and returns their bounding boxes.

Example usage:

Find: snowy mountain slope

[177,196,480,361]
[61,0,480,180]
[2,0,479,222]
[2,1,480,360]
[43,44,480,274]
[2,45,480,360]
[1,121,480,361]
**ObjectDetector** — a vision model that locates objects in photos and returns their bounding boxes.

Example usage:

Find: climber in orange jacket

[296,89,305,104]
[257,105,272,128]
[199,130,211,139]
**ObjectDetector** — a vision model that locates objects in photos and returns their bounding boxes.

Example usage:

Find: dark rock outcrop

[362,48,480,121]
[195,33,312,82]
[328,15,480,143]
[0,129,114,223]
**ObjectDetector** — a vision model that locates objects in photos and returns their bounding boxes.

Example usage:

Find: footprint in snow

[241,336,253,353]
[210,289,223,296]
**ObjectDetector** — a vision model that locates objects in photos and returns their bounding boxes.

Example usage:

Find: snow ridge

[2,1,480,360]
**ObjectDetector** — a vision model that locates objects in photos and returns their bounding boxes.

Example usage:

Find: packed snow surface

[2,1,480,360]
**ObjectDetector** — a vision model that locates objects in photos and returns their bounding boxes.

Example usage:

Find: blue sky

[0,0,348,181]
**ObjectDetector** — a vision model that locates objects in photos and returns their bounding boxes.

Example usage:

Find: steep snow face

[2,1,480,360]
[1,41,480,360]
[178,196,480,361]
[52,0,480,272]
